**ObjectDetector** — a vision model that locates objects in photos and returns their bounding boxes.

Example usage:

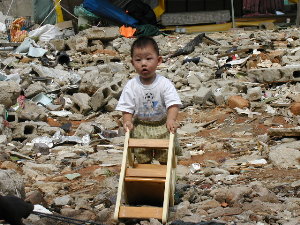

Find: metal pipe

[231,0,236,28]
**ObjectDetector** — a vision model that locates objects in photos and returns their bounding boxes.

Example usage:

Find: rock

[269,146,300,169]
[227,95,250,109]
[74,122,94,137]
[0,81,21,108]
[50,39,66,51]
[79,71,112,95]
[247,86,263,101]
[54,195,73,206]
[79,27,120,41]
[0,161,19,171]
[26,190,48,206]
[198,199,221,211]
[17,101,47,122]
[24,82,47,98]
[290,102,300,115]
[0,169,25,198]
[71,93,91,115]
[193,87,212,105]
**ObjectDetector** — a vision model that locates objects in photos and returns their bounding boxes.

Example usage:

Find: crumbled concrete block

[0,135,7,144]
[71,93,91,115]
[6,112,18,127]
[227,95,250,109]
[89,79,124,111]
[12,122,38,141]
[17,101,47,122]
[212,89,225,105]
[79,27,120,41]
[74,122,94,137]
[187,72,201,89]
[31,64,81,86]
[79,71,113,95]
[0,169,25,197]
[104,98,118,112]
[161,10,230,26]
[247,86,263,101]
[248,65,300,83]
[50,39,66,51]
[0,81,21,108]
[0,104,6,117]
[290,102,300,115]
[75,36,88,52]
[193,87,212,105]
[24,82,47,98]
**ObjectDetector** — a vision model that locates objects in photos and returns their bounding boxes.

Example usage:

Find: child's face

[131,44,162,85]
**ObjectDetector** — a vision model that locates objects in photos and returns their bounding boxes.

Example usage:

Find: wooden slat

[128,138,169,149]
[126,164,167,178]
[113,131,130,221]
[119,206,163,219]
[125,177,165,183]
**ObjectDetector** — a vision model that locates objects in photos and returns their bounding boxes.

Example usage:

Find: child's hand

[124,121,133,132]
[166,119,179,134]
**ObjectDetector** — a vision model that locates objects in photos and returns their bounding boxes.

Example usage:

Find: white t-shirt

[116,74,182,121]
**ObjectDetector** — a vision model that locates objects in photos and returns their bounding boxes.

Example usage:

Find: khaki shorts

[131,118,182,164]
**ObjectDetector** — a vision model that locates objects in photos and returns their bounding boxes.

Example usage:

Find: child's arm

[166,105,180,133]
[122,112,133,131]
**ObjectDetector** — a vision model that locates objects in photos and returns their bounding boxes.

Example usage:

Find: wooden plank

[126,164,167,178]
[129,138,169,149]
[125,177,165,183]
[113,131,130,221]
[119,206,163,219]
[162,133,175,224]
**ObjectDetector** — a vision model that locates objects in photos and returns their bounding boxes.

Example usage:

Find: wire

[39,0,62,27]
[5,0,14,16]
[32,211,104,225]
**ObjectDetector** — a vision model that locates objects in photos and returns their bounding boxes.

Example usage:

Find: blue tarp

[83,0,138,26]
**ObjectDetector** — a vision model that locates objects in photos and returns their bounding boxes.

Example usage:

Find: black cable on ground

[32,211,104,225]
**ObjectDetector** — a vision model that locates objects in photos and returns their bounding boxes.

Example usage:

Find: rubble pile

[0,25,300,225]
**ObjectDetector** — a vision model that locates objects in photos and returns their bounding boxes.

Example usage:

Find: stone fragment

[290,102,300,115]
[26,190,48,206]
[227,95,250,109]
[54,195,73,206]
[24,82,47,98]
[79,27,120,40]
[0,169,25,198]
[12,122,38,141]
[50,39,66,51]
[247,86,263,101]
[0,81,21,108]
[187,72,201,89]
[79,71,112,95]
[89,79,124,111]
[104,98,118,112]
[193,87,212,105]
[17,101,47,122]
[248,65,300,83]
[71,93,91,115]
[269,146,300,169]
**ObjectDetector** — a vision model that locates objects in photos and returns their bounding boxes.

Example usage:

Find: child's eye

[147,58,152,60]
[135,59,141,61]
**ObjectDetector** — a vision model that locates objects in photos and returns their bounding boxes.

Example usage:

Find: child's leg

[155,133,182,164]
[132,123,153,164]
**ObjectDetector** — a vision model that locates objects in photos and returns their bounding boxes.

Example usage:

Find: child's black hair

[130,36,159,57]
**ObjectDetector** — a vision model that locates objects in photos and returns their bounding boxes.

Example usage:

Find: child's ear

[157,56,163,65]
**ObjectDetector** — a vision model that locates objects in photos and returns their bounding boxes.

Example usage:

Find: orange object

[10,17,28,42]
[119,25,136,38]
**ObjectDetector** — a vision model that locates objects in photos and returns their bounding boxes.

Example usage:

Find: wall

[0,0,33,18]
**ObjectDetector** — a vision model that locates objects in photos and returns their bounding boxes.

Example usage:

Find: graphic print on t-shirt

[143,92,158,114]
